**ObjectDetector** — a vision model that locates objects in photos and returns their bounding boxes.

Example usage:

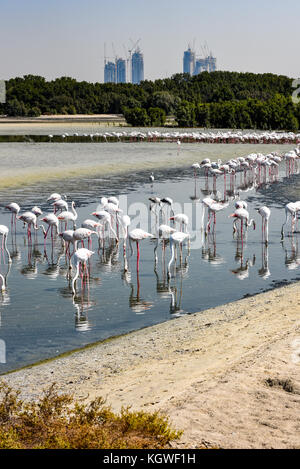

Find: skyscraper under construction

[183,44,217,76]
[131,48,144,84]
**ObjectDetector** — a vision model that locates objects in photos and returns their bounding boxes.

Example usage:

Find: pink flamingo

[229,208,256,240]
[205,201,228,235]
[40,213,60,244]
[18,211,39,242]
[5,202,20,228]
[129,228,153,272]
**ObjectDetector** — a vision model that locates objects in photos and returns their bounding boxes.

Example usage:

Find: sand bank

[2,281,299,449]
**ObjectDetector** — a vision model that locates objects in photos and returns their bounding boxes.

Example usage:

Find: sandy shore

[1,280,299,449]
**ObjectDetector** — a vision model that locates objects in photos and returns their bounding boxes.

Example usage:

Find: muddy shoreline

[1,280,299,449]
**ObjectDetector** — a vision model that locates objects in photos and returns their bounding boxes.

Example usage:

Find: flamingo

[0,225,11,264]
[5,202,20,227]
[128,229,153,273]
[57,201,78,229]
[47,193,62,203]
[52,199,68,213]
[18,212,38,241]
[235,201,248,210]
[120,215,131,271]
[281,202,300,239]
[205,201,228,235]
[58,229,75,257]
[31,206,43,218]
[71,248,95,296]
[154,224,176,263]
[107,196,119,207]
[73,227,98,250]
[40,213,60,243]
[191,163,200,177]
[169,213,189,233]
[160,197,174,220]
[256,206,271,245]
[229,208,256,239]
[167,231,190,278]
[91,210,118,243]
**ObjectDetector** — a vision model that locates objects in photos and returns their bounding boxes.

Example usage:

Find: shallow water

[0,141,295,189]
[0,147,300,373]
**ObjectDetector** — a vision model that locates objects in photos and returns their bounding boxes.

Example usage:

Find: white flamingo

[5,202,20,226]
[57,201,78,229]
[229,208,256,238]
[0,225,11,264]
[71,248,94,296]
[256,206,271,245]
[167,231,190,278]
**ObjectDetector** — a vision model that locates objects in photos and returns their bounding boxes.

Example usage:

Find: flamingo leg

[136,241,140,273]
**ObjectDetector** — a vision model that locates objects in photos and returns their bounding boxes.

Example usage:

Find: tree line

[0,72,299,130]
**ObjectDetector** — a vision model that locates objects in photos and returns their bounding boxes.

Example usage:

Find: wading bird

[129,228,153,273]
[0,225,11,264]
[229,208,256,238]
[256,206,271,245]
[71,248,94,296]
[167,231,190,278]
[5,203,20,227]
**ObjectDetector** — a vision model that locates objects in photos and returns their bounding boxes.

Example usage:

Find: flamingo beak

[169,217,174,221]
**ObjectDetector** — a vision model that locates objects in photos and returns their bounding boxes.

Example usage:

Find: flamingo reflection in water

[282,234,300,270]
[202,231,225,266]
[258,243,270,279]
[128,269,153,314]
[72,290,95,332]
[231,241,256,280]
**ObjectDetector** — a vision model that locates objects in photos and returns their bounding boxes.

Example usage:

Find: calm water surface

[0,147,300,373]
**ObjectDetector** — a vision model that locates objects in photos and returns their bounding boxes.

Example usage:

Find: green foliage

[123,107,150,126]
[148,107,166,126]
[175,100,196,127]
[0,382,182,449]
[0,72,298,130]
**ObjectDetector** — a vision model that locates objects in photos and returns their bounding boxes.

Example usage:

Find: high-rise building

[183,47,195,75]
[116,58,126,84]
[131,49,144,84]
[104,61,116,83]
[194,58,208,75]
[207,55,217,72]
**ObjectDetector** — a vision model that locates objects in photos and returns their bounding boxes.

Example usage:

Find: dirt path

[2,282,300,449]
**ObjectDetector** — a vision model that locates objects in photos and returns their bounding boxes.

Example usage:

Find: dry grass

[0,382,182,449]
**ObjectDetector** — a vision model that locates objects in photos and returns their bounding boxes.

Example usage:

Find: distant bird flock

[47,130,300,144]
[1,145,300,297]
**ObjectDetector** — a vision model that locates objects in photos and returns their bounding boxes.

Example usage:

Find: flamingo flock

[48,130,300,145]
[1,143,300,299]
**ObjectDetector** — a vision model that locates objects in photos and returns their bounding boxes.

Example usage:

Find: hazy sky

[0,0,299,83]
